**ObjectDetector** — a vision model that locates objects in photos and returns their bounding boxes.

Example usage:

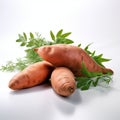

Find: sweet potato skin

[9,61,54,90]
[35,44,113,76]
[51,67,76,96]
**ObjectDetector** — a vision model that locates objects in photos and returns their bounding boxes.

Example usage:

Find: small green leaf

[91,50,96,56]
[78,43,81,47]
[76,77,90,88]
[54,38,61,43]
[56,29,63,37]
[81,62,104,77]
[98,54,103,58]
[99,58,111,62]
[63,39,74,44]
[93,54,110,67]
[23,32,27,40]
[81,85,90,90]
[93,77,100,87]
[18,34,24,39]
[50,30,55,41]
[90,72,103,77]
[27,41,34,47]
[77,82,83,88]
[20,42,26,46]
[81,62,92,77]
[61,32,71,38]
[30,32,34,39]
[16,39,22,42]
[84,43,92,51]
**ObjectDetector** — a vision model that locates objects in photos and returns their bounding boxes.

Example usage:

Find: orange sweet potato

[9,61,54,90]
[51,67,76,96]
[35,44,113,76]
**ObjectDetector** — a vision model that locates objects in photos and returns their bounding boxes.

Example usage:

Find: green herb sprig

[76,62,112,90]
[50,29,74,44]
[82,43,111,67]
[0,30,73,71]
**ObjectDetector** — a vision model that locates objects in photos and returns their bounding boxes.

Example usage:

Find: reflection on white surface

[0,0,120,120]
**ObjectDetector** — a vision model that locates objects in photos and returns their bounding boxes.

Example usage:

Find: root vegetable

[51,67,76,97]
[9,61,54,90]
[34,44,113,76]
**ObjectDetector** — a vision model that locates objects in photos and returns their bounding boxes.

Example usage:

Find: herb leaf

[23,32,27,40]
[76,63,112,90]
[61,32,71,38]
[81,62,103,77]
[56,29,63,37]
[79,43,111,67]
[50,30,74,44]
[93,54,111,67]
[50,30,55,41]
[30,32,34,39]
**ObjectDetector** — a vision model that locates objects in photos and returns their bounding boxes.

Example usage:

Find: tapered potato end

[8,72,28,90]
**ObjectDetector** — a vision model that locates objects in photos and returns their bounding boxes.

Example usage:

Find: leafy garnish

[76,62,112,90]
[76,75,112,90]
[0,30,73,71]
[81,62,103,77]
[0,58,28,71]
[50,29,74,44]
[78,43,111,67]
[92,54,111,67]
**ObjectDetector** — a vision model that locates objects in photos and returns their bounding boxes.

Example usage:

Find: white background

[0,0,120,120]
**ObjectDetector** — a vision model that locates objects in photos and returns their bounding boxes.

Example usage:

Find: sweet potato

[51,67,76,96]
[35,44,113,76]
[9,61,54,90]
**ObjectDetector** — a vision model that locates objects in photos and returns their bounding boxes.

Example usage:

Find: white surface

[0,0,120,120]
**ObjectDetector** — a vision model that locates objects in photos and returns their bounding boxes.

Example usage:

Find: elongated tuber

[34,44,113,77]
[9,61,54,90]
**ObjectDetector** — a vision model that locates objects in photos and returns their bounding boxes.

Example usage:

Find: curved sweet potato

[35,44,113,76]
[9,61,54,90]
